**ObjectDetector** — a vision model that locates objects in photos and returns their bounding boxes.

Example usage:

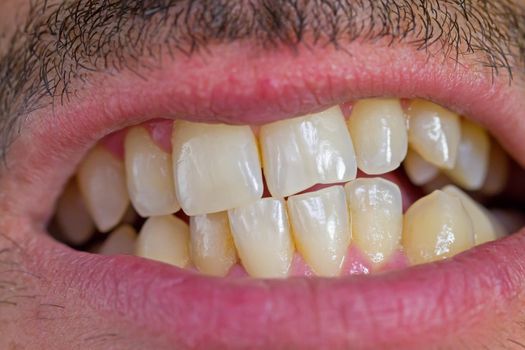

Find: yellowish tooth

[260,106,357,198]
[190,212,238,277]
[422,173,451,194]
[481,142,509,196]
[228,198,295,278]
[347,98,408,174]
[444,119,490,191]
[77,146,130,232]
[287,186,351,277]
[403,190,475,265]
[125,127,180,217]
[403,148,439,185]
[172,121,263,215]
[345,178,402,267]
[99,225,137,255]
[136,215,190,267]
[407,100,461,168]
[55,180,95,245]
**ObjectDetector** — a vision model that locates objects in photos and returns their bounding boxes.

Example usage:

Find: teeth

[125,127,180,217]
[345,178,402,267]
[136,215,190,267]
[77,146,130,232]
[190,212,238,277]
[228,198,295,278]
[260,106,357,198]
[403,148,439,185]
[172,121,263,215]
[99,225,137,255]
[347,98,408,174]
[55,180,95,245]
[402,190,475,265]
[481,142,509,195]
[407,100,461,168]
[287,186,351,276]
[444,120,490,191]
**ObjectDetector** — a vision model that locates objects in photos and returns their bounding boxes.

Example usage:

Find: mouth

[2,42,525,349]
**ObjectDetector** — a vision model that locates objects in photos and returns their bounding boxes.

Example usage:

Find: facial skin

[0,1,524,349]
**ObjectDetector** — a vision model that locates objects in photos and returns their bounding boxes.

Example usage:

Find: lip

[2,41,525,348]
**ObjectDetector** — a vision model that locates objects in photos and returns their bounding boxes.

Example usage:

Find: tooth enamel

[444,119,490,191]
[402,190,475,265]
[442,185,499,245]
[287,186,351,276]
[403,148,439,185]
[228,198,295,278]
[481,142,509,196]
[125,127,180,217]
[190,212,238,277]
[345,178,402,266]
[55,180,95,245]
[407,100,461,168]
[260,106,357,198]
[77,146,130,232]
[172,121,263,215]
[99,225,137,255]
[136,215,190,267]
[347,98,408,174]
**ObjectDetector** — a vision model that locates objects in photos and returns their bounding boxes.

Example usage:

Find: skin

[0,1,524,349]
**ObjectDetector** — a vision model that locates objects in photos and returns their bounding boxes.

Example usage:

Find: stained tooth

[190,212,238,277]
[287,186,351,277]
[99,225,137,255]
[481,142,509,196]
[444,119,490,190]
[407,100,461,168]
[136,215,190,267]
[172,121,263,215]
[125,127,180,217]
[260,106,357,198]
[55,180,95,245]
[345,178,402,267]
[403,148,439,185]
[347,98,408,174]
[403,190,475,265]
[77,146,130,232]
[442,185,499,245]
[228,198,295,278]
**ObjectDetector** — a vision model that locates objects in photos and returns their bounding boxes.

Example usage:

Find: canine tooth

[190,212,238,277]
[136,215,190,267]
[55,180,95,245]
[403,190,475,265]
[403,148,439,185]
[228,198,295,278]
[287,186,351,276]
[172,121,263,215]
[481,142,509,195]
[99,225,137,255]
[347,98,408,174]
[444,120,490,191]
[77,146,130,232]
[125,127,180,217]
[407,100,461,168]
[260,106,357,198]
[345,178,402,266]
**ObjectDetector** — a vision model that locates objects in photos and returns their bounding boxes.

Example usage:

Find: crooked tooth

[228,198,295,278]
[77,146,130,232]
[125,126,180,217]
[345,178,402,267]
[190,212,238,277]
[99,225,137,255]
[481,142,509,196]
[403,190,475,265]
[407,100,461,168]
[403,148,439,185]
[55,180,95,245]
[260,106,357,198]
[347,98,408,174]
[287,186,351,277]
[172,121,263,215]
[444,119,490,191]
[136,215,190,267]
